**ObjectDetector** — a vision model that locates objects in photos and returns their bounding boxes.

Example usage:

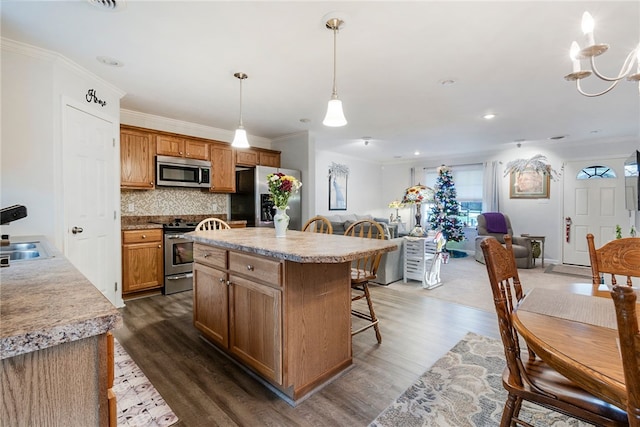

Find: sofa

[324,214,403,284]
[474,213,534,269]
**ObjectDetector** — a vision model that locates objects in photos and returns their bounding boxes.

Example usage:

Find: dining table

[512,287,640,411]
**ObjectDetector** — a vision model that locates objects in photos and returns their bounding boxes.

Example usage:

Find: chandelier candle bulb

[582,11,595,47]
[570,41,581,72]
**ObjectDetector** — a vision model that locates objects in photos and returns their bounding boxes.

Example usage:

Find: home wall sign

[86,89,107,107]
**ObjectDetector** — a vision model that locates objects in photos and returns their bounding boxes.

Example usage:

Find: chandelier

[564,11,640,97]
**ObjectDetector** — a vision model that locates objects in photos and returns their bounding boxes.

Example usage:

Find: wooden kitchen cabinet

[193,244,283,385]
[210,143,236,193]
[235,148,281,168]
[120,127,156,189]
[157,134,209,160]
[121,229,164,297]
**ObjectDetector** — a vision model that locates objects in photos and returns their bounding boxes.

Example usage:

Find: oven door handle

[167,273,193,280]
[166,234,186,239]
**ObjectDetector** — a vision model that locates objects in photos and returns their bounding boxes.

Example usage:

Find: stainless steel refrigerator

[230,166,302,230]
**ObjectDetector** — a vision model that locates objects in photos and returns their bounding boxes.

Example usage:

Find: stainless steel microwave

[156,155,211,188]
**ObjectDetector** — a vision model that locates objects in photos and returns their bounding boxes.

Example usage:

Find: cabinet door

[210,144,236,193]
[122,239,163,294]
[193,263,229,347]
[235,149,258,166]
[156,135,185,157]
[184,139,209,160]
[259,151,281,168]
[120,128,155,189]
[229,274,282,384]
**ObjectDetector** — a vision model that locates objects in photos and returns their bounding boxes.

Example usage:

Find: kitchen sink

[0,240,52,262]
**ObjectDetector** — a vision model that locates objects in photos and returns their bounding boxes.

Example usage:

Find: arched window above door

[576,165,617,179]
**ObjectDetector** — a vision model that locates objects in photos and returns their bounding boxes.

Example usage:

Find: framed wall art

[328,162,349,210]
[510,167,550,199]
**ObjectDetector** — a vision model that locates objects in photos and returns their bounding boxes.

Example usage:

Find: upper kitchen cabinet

[120,126,156,189]
[157,135,210,161]
[235,148,281,168]
[210,143,235,193]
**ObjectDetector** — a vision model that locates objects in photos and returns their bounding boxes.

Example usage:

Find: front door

[63,102,119,305]
[562,158,629,266]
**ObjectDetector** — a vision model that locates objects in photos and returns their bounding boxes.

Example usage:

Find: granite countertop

[0,237,122,359]
[186,228,398,263]
[121,215,246,231]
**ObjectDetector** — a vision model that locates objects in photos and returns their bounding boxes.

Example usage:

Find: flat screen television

[624,150,639,211]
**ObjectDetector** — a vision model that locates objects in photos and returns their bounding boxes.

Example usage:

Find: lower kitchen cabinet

[122,229,163,297]
[193,244,283,385]
[193,262,229,347]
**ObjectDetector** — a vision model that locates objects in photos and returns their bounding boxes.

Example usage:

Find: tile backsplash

[121,187,227,217]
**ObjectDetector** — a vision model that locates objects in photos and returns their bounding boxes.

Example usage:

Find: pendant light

[231,72,250,148]
[323,17,347,127]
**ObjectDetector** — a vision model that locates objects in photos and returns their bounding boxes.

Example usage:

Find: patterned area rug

[544,263,592,279]
[114,339,179,427]
[369,332,590,427]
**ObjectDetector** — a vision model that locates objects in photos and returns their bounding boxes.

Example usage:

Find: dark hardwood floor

[114,283,500,427]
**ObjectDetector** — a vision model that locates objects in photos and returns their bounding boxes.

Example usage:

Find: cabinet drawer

[122,229,162,244]
[194,244,227,269]
[229,252,282,286]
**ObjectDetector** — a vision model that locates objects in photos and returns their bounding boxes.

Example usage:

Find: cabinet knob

[158,245,161,248]
[203,253,210,258]
[142,234,146,239]
[247,265,254,271]
[179,151,183,155]
[219,277,225,283]
[150,182,154,185]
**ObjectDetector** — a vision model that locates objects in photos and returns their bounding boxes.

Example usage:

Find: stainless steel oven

[163,219,199,294]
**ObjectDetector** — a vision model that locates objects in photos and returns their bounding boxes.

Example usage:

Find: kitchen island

[185,227,398,404]
[1,237,122,426]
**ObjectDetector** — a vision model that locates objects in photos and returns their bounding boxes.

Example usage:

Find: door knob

[72,226,84,234]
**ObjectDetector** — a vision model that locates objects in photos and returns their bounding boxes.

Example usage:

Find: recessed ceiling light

[590,129,601,134]
[482,113,497,120]
[414,151,420,156]
[87,0,126,11]
[440,79,456,86]
[299,118,311,123]
[549,135,567,140]
[97,56,124,67]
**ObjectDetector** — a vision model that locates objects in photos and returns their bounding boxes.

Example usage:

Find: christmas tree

[427,165,465,244]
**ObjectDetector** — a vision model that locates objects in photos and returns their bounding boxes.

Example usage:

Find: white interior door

[63,103,118,305]
[563,158,628,266]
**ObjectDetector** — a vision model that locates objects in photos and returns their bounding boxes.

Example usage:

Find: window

[576,165,617,179]
[423,164,483,227]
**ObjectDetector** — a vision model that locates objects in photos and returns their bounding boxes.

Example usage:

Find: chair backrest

[302,216,333,234]
[344,220,385,280]
[587,234,640,297]
[477,213,514,244]
[480,235,527,387]
[611,285,640,425]
[196,218,231,231]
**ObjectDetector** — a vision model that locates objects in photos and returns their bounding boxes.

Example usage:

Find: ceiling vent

[87,0,126,12]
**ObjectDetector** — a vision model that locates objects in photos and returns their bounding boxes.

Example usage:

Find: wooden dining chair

[196,218,231,231]
[481,235,629,427]
[344,219,385,343]
[611,284,640,426]
[302,215,333,234]
[587,233,640,298]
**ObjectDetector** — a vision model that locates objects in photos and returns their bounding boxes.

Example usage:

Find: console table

[521,234,546,267]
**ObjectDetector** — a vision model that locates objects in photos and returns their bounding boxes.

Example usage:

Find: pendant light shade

[231,72,250,148]
[323,17,347,127]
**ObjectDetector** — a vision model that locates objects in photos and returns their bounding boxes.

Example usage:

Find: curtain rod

[422,162,483,170]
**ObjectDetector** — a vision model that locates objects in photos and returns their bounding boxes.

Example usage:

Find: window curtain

[483,161,500,212]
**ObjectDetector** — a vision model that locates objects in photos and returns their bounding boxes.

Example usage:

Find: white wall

[272,131,313,222]
[1,39,123,250]
[314,150,386,218]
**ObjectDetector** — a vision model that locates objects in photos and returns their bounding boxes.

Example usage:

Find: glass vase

[273,206,290,237]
